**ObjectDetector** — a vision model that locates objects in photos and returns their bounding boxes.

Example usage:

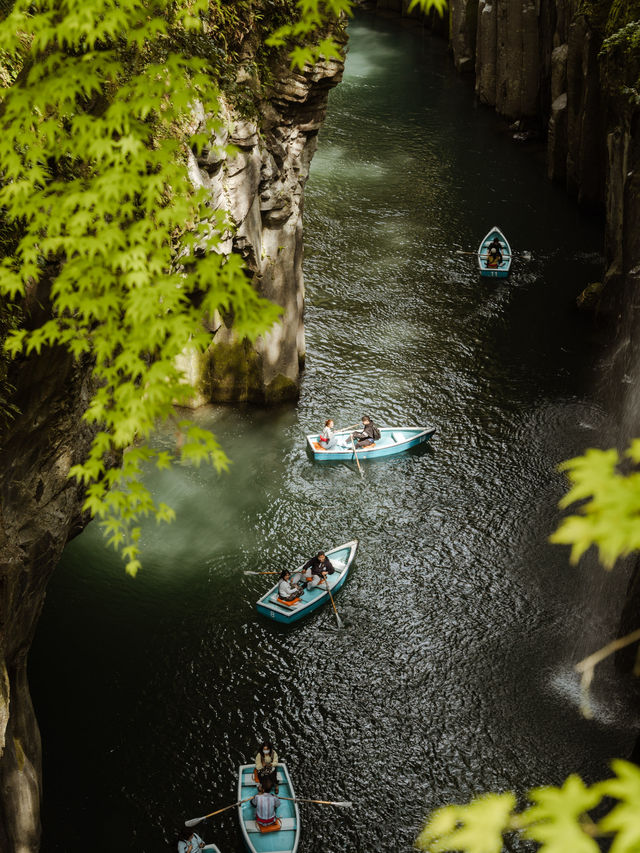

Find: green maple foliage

[551,441,640,567]
[267,0,446,69]
[0,0,450,575]
[597,760,640,852]
[416,793,517,853]
[0,0,282,574]
[417,762,640,853]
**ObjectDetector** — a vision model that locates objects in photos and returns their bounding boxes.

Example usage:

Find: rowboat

[238,762,300,853]
[256,540,358,624]
[306,426,436,461]
[477,226,512,278]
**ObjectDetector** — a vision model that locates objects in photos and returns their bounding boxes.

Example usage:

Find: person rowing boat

[351,415,380,449]
[251,776,281,829]
[177,829,206,853]
[293,550,336,590]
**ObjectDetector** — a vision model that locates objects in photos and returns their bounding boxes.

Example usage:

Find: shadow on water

[29,10,640,853]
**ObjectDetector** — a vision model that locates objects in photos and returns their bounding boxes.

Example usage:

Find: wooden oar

[185,797,253,827]
[335,423,360,434]
[323,578,344,629]
[455,249,531,260]
[243,570,279,575]
[351,435,363,477]
[278,795,352,807]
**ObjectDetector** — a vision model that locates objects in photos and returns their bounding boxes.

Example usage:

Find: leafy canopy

[0,0,283,574]
[550,440,640,567]
[416,762,640,853]
[267,0,447,70]
[0,0,448,575]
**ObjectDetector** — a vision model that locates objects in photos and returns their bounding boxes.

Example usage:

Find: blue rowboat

[256,540,358,625]
[477,226,512,278]
[238,763,300,853]
[306,426,435,461]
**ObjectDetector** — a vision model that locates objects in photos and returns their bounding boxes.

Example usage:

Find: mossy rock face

[202,340,264,403]
[606,0,640,34]
[198,341,300,403]
[579,0,640,104]
[264,372,299,403]
[577,280,604,310]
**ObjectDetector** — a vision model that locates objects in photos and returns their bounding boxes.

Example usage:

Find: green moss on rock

[576,280,604,310]
[201,339,263,403]
[606,0,640,34]
[264,372,299,403]
[579,0,640,103]
[197,340,300,403]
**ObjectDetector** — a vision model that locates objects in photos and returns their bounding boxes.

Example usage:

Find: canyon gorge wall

[373,0,640,317]
[0,46,343,853]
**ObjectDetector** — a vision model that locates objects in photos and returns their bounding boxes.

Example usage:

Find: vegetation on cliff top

[579,0,640,102]
[0,0,288,575]
[0,0,442,576]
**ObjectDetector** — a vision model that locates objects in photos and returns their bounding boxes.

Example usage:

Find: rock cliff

[180,54,344,405]
[0,345,99,852]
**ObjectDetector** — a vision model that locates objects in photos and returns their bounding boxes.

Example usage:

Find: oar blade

[184,816,205,828]
[334,612,344,629]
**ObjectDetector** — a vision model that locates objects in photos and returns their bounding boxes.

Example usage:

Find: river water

[30,11,640,853]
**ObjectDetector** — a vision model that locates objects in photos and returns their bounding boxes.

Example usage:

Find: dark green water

[30,12,639,853]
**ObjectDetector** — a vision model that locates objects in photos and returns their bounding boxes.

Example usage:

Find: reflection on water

[31,11,639,853]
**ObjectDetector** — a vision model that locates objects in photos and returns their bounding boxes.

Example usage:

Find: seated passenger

[318,418,339,450]
[351,415,379,449]
[278,570,303,602]
[255,741,279,792]
[251,776,281,828]
[177,830,205,853]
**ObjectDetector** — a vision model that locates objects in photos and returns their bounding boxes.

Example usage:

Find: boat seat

[312,441,323,450]
[258,819,282,834]
[243,773,284,786]
[273,596,301,607]
[246,818,296,833]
